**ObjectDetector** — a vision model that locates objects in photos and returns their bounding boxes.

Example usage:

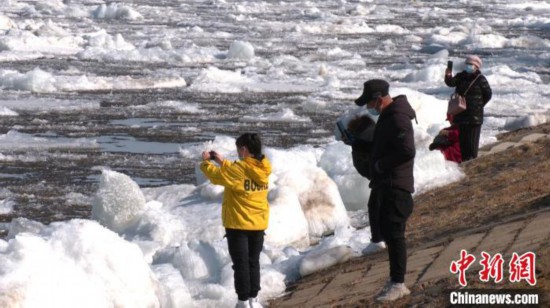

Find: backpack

[347,115,376,179]
[352,149,371,179]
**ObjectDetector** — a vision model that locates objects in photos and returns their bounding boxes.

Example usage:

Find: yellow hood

[242,156,272,186]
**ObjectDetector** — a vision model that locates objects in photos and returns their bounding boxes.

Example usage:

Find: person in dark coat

[354,79,416,302]
[445,55,492,161]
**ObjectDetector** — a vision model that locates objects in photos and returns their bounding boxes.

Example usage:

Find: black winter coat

[445,71,492,125]
[369,95,416,193]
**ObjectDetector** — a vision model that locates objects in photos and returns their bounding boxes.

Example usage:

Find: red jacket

[440,125,461,163]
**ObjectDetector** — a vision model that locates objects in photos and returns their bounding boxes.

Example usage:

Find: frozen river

[1,1,549,227]
[2,1,548,227]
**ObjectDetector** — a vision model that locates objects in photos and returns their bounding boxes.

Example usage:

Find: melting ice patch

[0,15,16,30]
[299,245,354,276]
[188,67,251,93]
[0,97,99,112]
[0,199,14,215]
[92,170,147,233]
[0,219,160,308]
[240,108,311,122]
[227,40,255,60]
[130,101,205,114]
[0,68,57,93]
[92,3,143,20]
[0,130,98,150]
[504,114,549,131]
[56,74,187,92]
[0,28,83,55]
[0,68,186,93]
[0,107,17,116]
[32,0,67,14]
[188,66,319,93]
[293,21,375,35]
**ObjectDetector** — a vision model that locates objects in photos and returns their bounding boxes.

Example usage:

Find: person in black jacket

[355,79,416,302]
[445,55,492,161]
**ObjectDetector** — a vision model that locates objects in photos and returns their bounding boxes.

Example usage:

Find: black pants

[458,124,482,161]
[368,188,383,243]
[226,228,265,301]
[378,187,414,283]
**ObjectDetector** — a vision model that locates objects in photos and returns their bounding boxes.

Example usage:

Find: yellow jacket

[200,156,272,230]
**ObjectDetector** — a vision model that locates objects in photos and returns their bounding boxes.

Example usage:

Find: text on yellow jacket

[200,156,272,230]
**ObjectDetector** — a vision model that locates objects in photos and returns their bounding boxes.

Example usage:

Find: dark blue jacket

[369,95,416,193]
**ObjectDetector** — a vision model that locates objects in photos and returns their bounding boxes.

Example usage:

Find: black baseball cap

[355,79,389,106]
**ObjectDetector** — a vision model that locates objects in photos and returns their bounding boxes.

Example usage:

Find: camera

[209,151,216,160]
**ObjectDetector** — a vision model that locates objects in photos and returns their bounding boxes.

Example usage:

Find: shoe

[376,282,410,302]
[376,278,392,296]
[235,300,250,308]
[361,241,386,255]
[249,297,263,308]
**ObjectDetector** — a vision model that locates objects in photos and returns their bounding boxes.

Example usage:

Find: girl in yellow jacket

[200,133,271,308]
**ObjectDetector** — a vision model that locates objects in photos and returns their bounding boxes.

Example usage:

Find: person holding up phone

[445,55,492,161]
[447,60,453,72]
[200,133,271,308]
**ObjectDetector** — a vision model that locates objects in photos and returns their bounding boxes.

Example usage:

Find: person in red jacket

[429,114,462,163]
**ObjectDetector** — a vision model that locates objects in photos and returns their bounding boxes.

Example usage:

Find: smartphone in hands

[337,121,355,145]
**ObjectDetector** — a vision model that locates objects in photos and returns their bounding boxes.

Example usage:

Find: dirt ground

[270,122,550,307]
